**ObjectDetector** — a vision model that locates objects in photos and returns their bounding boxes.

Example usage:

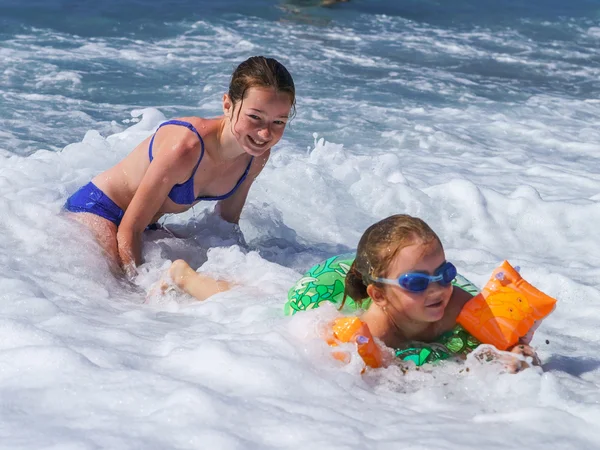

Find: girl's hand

[123,262,138,281]
[507,343,541,372]
[471,343,541,374]
[116,232,139,280]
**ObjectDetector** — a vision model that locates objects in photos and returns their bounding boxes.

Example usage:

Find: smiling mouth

[426,300,444,308]
[248,136,269,147]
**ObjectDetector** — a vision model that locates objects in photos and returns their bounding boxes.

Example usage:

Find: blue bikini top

[148,120,254,205]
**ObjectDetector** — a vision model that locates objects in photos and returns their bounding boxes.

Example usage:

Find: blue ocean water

[1,0,599,155]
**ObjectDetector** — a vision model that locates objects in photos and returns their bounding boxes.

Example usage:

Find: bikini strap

[195,156,254,201]
[148,120,205,176]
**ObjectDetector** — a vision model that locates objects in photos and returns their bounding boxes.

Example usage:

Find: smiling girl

[65,56,295,276]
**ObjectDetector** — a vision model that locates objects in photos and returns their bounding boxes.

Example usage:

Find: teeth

[250,137,266,145]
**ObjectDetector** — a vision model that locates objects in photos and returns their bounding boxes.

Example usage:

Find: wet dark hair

[228,56,296,120]
[342,214,442,308]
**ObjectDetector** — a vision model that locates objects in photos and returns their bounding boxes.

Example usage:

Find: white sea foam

[1,6,600,449]
[2,103,599,447]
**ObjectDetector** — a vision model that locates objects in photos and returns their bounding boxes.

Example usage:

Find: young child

[340,214,540,370]
[65,56,295,277]
[163,214,541,372]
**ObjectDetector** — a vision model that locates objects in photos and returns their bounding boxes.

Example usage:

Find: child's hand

[506,343,541,373]
[471,343,541,373]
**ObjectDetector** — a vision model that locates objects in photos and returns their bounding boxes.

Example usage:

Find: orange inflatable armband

[327,317,383,369]
[457,261,557,350]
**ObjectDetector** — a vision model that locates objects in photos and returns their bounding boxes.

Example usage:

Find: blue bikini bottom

[65,182,125,226]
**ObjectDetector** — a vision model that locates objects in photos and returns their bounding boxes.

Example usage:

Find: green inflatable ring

[284,253,482,366]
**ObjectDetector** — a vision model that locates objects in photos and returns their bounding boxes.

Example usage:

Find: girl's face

[381,239,453,324]
[224,87,292,156]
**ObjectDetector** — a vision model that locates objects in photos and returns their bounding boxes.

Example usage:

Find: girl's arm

[117,128,203,274]
[169,260,232,301]
[216,150,270,224]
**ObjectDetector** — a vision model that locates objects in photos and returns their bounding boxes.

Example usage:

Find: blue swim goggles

[371,261,457,293]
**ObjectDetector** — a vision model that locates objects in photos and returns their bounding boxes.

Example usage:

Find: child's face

[226,87,292,156]
[383,239,453,324]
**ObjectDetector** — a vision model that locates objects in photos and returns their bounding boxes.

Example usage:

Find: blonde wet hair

[343,214,442,308]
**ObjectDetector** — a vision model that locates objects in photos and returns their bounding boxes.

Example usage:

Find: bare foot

[145,261,189,301]
[169,259,195,290]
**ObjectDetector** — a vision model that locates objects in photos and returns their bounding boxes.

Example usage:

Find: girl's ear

[223,94,233,117]
[367,283,388,308]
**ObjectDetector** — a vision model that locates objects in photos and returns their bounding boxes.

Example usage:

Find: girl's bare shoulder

[179,116,223,135]
[452,285,474,310]
[441,286,473,329]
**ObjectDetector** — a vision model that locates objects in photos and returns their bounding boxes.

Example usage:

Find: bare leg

[169,259,231,301]
[67,212,123,276]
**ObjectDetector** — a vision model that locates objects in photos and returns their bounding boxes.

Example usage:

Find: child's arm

[169,260,232,301]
